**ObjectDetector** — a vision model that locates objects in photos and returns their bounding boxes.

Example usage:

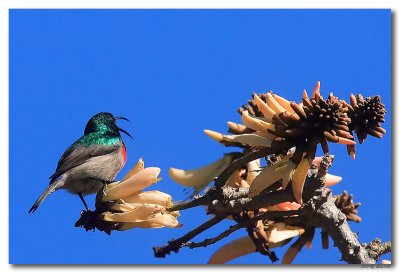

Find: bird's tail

[29,179,63,213]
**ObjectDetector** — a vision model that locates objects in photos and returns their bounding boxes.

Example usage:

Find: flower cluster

[75,158,181,234]
[171,82,378,204]
[167,82,386,263]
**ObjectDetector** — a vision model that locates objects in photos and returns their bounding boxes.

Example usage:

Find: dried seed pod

[347,94,387,144]
[334,191,362,223]
[237,82,357,162]
[321,230,329,249]
[198,82,387,193]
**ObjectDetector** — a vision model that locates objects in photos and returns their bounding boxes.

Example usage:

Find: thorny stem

[299,156,391,264]
[309,188,376,264]
[365,239,391,261]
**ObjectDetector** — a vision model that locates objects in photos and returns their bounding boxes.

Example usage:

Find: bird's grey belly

[62,152,124,195]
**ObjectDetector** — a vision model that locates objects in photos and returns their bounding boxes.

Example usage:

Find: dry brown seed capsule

[345,194,353,206]
[278,112,298,126]
[285,127,308,137]
[347,144,356,160]
[272,115,287,127]
[348,94,386,143]
[290,101,307,119]
[302,98,314,110]
[367,129,383,138]
[321,231,329,249]
[324,131,339,143]
[306,137,319,164]
[320,136,329,154]
[290,142,306,165]
[333,124,350,131]
[347,213,362,223]
[267,128,290,138]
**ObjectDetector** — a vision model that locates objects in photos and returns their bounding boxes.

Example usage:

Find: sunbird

[29,112,132,213]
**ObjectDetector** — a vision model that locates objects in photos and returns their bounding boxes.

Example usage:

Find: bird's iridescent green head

[84,112,132,139]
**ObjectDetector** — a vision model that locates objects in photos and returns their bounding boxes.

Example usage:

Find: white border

[1,0,397,272]
[0,0,397,9]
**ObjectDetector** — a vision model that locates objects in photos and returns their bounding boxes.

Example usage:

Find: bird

[29,112,132,213]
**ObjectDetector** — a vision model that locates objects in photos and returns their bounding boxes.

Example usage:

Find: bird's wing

[49,141,119,183]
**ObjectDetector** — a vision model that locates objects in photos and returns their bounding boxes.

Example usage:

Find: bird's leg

[78,193,89,211]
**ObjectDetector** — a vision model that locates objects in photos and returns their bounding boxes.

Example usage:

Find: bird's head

[84,112,132,139]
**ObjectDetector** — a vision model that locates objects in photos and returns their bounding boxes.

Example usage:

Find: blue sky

[9,9,391,264]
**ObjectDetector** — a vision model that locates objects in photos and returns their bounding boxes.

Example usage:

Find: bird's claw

[101,180,114,196]
[102,186,108,196]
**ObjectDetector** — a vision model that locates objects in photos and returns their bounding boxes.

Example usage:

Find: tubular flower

[202,82,385,203]
[208,236,257,264]
[169,152,242,197]
[75,158,182,234]
[100,158,182,230]
[207,222,304,264]
[208,235,293,264]
[264,222,305,244]
[239,82,356,159]
[248,153,342,204]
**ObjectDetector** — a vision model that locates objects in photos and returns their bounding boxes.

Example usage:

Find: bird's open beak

[114,116,133,139]
[117,126,133,139]
[114,116,130,122]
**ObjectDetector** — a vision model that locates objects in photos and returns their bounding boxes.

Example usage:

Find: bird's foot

[101,180,116,196]
[102,186,108,196]
[75,209,96,231]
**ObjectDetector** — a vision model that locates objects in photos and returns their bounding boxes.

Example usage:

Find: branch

[309,188,382,264]
[364,239,391,261]
[208,187,294,214]
[279,155,392,264]
[161,155,391,264]
[299,158,391,264]
[167,195,209,212]
[167,187,250,213]
[153,215,226,258]
[184,210,299,249]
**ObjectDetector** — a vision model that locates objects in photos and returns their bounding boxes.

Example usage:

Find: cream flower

[169,152,241,196]
[208,223,304,264]
[98,158,182,230]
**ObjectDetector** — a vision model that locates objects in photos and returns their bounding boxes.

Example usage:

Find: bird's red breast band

[121,144,127,167]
